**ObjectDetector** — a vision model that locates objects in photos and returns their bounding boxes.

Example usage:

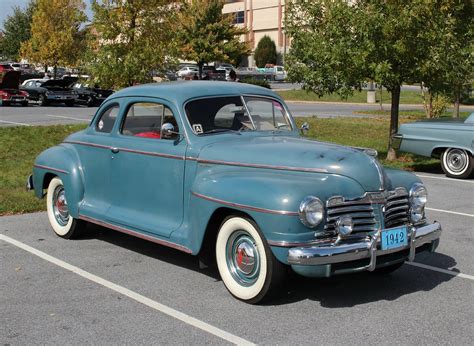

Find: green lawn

[279,89,428,104]
[0,124,87,215]
[0,120,437,215]
[354,109,471,120]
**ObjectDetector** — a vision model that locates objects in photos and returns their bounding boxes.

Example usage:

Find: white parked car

[177,66,199,78]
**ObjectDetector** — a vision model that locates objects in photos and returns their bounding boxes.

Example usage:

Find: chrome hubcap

[53,186,69,226]
[226,231,260,287]
[446,149,467,173]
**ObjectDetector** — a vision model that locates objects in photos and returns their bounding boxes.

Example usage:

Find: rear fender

[33,144,84,218]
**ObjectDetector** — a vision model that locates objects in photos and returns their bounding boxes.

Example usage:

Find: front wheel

[38,94,48,106]
[441,148,473,179]
[215,216,286,304]
[46,177,83,239]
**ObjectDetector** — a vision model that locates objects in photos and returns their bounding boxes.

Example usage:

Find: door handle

[111,147,119,154]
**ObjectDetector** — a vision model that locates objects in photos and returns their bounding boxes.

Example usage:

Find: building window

[233,11,244,24]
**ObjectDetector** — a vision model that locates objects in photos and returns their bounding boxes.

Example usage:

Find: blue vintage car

[28,81,442,303]
[394,113,474,179]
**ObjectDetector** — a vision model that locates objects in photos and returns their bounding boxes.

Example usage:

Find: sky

[0,0,93,30]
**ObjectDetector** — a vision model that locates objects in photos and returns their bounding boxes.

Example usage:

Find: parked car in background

[28,81,442,304]
[20,79,78,106]
[394,113,474,179]
[0,63,14,73]
[0,70,29,106]
[69,82,114,107]
[177,66,199,78]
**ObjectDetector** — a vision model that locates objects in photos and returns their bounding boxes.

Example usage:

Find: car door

[72,102,122,220]
[106,97,186,238]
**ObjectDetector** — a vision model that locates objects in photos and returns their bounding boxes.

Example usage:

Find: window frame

[93,102,121,134]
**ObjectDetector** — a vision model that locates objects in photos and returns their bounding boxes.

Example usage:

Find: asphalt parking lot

[1,173,473,344]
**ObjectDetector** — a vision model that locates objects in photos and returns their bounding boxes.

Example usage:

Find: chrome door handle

[111,147,119,154]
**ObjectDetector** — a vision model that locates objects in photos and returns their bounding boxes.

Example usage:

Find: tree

[177,0,250,79]
[419,1,473,118]
[286,0,471,160]
[20,0,87,78]
[254,35,277,68]
[0,1,37,61]
[88,0,180,88]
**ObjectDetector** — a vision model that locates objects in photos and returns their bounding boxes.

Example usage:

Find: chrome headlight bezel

[409,183,427,224]
[298,196,324,228]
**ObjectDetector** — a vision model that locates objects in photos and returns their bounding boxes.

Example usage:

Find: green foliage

[285,0,473,159]
[0,1,36,61]
[88,0,180,88]
[177,0,250,78]
[254,35,277,68]
[240,78,270,89]
[20,0,87,72]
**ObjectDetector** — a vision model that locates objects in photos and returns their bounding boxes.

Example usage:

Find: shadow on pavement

[78,222,456,306]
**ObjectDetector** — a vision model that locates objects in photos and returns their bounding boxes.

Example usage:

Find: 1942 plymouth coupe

[28,81,442,303]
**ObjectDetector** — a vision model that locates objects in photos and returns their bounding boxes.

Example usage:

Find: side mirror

[161,123,179,136]
[300,122,310,135]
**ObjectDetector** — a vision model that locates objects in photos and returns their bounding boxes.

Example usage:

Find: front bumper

[288,222,441,273]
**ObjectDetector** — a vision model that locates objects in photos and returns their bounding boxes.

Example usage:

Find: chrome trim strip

[33,164,69,175]
[79,215,192,254]
[64,140,184,160]
[193,158,328,173]
[191,191,299,216]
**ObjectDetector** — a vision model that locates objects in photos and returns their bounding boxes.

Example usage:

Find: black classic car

[0,70,29,106]
[69,82,114,107]
[20,79,78,106]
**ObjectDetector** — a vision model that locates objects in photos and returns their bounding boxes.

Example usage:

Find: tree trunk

[53,65,58,79]
[386,85,401,161]
[379,85,383,111]
[453,89,460,118]
[198,62,203,80]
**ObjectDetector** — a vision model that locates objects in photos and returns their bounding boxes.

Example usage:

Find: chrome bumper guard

[287,222,441,271]
[26,174,34,190]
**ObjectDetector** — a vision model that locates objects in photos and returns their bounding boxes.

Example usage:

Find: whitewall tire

[215,216,286,304]
[441,148,473,179]
[46,177,82,239]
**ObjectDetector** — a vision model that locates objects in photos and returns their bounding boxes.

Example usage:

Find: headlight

[409,183,427,224]
[299,196,324,228]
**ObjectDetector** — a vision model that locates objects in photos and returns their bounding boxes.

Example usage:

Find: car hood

[0,71,21,89]
[40,79,73,88]
[197,135,385,191]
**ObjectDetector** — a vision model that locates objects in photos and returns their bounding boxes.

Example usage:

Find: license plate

[381,227,408,250]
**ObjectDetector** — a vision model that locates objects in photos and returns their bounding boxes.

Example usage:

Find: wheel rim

[446,149,468,174]
[226,230,260,287]
[52,185,69,226]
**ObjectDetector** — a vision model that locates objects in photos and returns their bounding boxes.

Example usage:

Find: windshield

[185,96,292,135]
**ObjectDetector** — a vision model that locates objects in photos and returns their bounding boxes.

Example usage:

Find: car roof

[108,81,279,105]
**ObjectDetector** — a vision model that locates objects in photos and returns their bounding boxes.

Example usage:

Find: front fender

[188,166,366,258]
[33,143,84,218]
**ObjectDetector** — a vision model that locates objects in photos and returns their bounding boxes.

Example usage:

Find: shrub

[254,35,277,68]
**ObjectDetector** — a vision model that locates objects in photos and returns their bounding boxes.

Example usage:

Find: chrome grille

[324,188,410,234]
[384,188,410,228]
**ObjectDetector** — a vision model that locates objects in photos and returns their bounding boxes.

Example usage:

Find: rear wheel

[441,148,473,178]
[215,216,286,304]
[46,177,83,239]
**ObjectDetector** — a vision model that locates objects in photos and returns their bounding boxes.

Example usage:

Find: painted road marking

[0,119,31,126]
[417,174,474,184]
[407,262,474,281]
[0,234,255,346]
[46,114,90,122]
[426,207,474,218]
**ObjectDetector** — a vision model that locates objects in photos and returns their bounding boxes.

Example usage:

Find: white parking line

[0,119,31,126]
[407,262,474,281]
[416,174,474,184]
[46,114,90,122]
[0,234,255,346]
[426,207,474,218]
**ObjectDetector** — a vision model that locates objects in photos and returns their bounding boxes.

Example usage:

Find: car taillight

[0,91,8,99]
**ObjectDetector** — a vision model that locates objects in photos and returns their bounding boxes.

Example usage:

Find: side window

[96,104,119,133]
[121,102,179,140]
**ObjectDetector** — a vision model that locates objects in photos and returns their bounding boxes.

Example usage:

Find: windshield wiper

[200,128,241,135]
